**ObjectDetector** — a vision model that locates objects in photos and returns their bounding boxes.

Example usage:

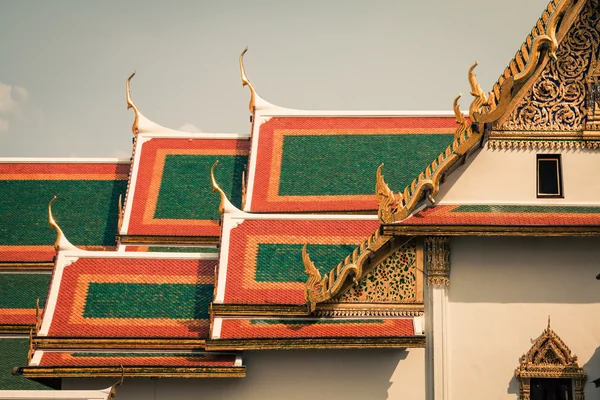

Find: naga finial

[302,244,322,312]
[376,164,398,222]
[468,62,484,98]
[48,196,65,251]
[117,194,124,232]
[241,170,247,210]
[126,71,139,136]
[453,94,467,140]
[239,47,256,114]
[48,196,76,252]
[210,161,227,215]
[468,62,490,120]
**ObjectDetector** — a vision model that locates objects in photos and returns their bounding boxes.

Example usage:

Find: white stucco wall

[438,147,600,205]
[63,348,425,400]
[448,236,600,400]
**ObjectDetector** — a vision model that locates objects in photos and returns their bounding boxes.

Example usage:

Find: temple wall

[448,236,600,400]
[437,147,600,205]
[63,348,426,400]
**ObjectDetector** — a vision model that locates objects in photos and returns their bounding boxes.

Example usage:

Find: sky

[0,0,550,158]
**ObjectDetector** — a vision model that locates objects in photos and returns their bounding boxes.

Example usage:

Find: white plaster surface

[448,236,600,400]
[63,349,425,400]
[438,147,600,205]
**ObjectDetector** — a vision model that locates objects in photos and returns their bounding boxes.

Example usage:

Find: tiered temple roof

[4,0,600,392]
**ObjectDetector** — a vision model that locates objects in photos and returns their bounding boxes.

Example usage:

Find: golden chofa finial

[239,47,256,114]
[126,71,139,136]
[48,196,76,252]
[453,94,467,140]
[468,62,490,120]
[210,161,238,215]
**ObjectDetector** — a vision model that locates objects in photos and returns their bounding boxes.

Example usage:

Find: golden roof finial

[48,196,76,252]
[35,298,42,334]
[117,194,124,232]
[239,47,256,114]
[241,170,247,210]
[376,164,398,222]
[211,161,228,215]
[302,244,322,313]
[468,62,490,120]
[468,62,483,98]
[453,94,468,140]
[126,71,140,136]
[547,315,551,331]
[27,329,34,364]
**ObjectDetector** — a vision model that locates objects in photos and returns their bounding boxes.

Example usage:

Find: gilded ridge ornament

[515,317,586,400]
[478,0,573,124]
[210,161,227,216]
[302,231,392,313]
[48,196,76,252]
[453,94,467,140]
[126,71,140,136]
[239,47,256,114]
[35,298,42,334]
[376,66,486,223]
[425,237,451,287]
[117,194,124,233]
[468,62,493,120]
[499,0,599,132]
[240,171,247,210]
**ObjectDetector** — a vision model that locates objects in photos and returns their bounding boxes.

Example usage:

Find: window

[537,154,563,198]
[530,379,573,400]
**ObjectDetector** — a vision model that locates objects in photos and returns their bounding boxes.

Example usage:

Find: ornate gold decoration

[425,237,450,287]
[334,239,422,304]
[27,329,34,365]
[516,317,586,400]
[468,62,494,120]
[240,171,247,210]
[453,94,467,140]
[48,196,76,252]
[303,230,393,312]
[126,71,139,136]
[488,139,600,150]
[210,161,227,216]
[35,298,42,334]
[239,47,256,114]
[117,194,124,233]
[479,0,574,124]
[584,62,600,137]
[376,164,398,222]
[499,0,600,132]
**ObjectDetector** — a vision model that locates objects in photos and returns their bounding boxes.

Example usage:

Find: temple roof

[0,272,50,332]
[38,251,217,341]
[0,160,129,264]
[214,215,379,306]
[20,350,244,379]
[245,115,458,213]
[208,317,424,350]
[120,134,248,243]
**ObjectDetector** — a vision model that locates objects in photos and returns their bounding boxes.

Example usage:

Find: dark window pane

[530,378,572,400]
[537,155,562,197]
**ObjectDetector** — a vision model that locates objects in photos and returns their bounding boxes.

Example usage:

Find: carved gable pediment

[497,0,600,136]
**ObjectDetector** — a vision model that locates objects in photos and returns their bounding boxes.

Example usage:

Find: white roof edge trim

[56,251,219,260]
[0,158,130,164]
[257,109,465,117]
[137,132,250,140]
[226,212,379,221]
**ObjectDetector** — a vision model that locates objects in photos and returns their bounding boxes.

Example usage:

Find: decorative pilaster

[424,236,451,400]
[425,237,451,287]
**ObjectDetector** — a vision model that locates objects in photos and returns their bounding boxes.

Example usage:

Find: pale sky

[0,0,549,158]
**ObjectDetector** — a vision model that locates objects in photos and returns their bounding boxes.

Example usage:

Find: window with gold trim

[537,154,563,198]
[515,319,586,400]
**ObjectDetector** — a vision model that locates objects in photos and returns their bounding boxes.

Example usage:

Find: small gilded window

[537,154,563,198]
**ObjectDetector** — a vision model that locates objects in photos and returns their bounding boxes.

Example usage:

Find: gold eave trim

[211,304,309,317]
[33,338,206,350]
[117,235,220,246]
[0,324,34,334]
[18,366,246,379]
[315,303,424,317]
[205,337,426,351]
[0,262,54,271]
[382,224,600,237]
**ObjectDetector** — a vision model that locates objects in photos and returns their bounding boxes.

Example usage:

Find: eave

[116,235,220,246]
[33,338,206,351]
[211,304,309,317]
[382,224,600,237]
[0,262,54,271]
[0,324,34,334]
[205,336,426,351]
[17,366,245,379]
